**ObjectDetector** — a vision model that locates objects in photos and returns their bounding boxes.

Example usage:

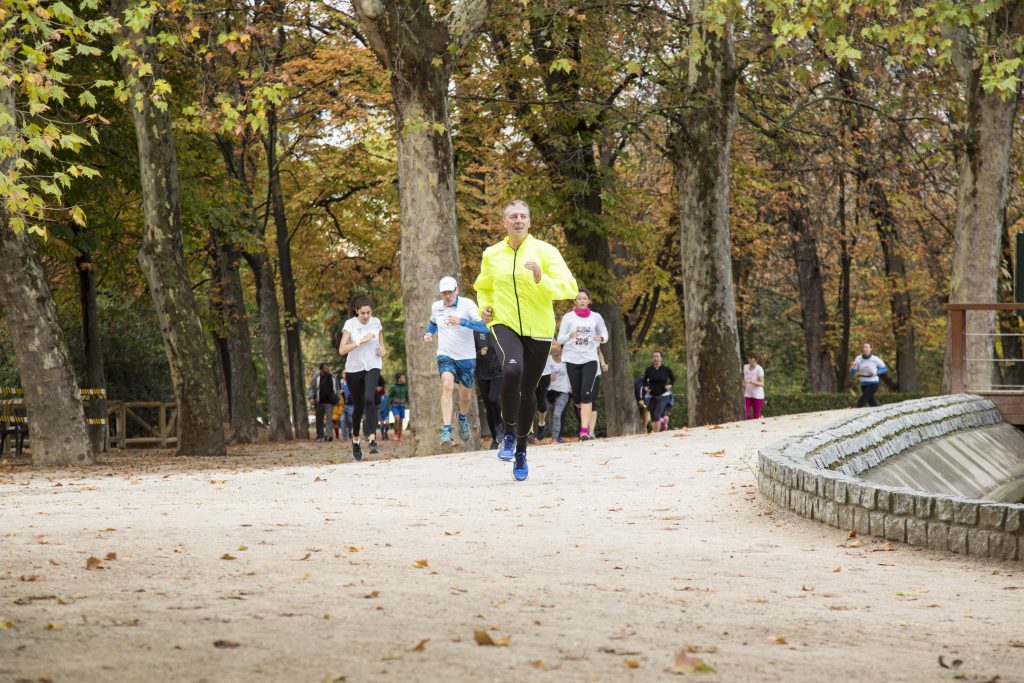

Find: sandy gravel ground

[1,410,1023,683]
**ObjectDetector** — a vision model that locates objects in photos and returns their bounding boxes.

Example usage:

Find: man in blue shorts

[423,276,487,447]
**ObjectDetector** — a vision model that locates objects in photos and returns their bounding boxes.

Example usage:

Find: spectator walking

[850,342,887,407]
[557,289,608,441]
[642,351,675,432]
[308,363,340,442]
[743,352,765,419]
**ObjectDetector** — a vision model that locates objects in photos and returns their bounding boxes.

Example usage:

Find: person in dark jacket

[475,330,503,449]
[308,364,340,442]
[641,351,675,433]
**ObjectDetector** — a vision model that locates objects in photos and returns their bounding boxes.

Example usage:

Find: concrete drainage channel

[757,395,1024,562]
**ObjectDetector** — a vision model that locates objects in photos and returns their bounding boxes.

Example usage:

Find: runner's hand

[524,261,541,283]
[423,333,433,344]
[445,315,460,326]
[481,306,493,323]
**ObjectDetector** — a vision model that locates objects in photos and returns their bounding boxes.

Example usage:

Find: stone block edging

[756,395,1024,562]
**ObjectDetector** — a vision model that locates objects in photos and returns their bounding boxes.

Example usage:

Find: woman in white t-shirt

[556,289,608,441]
[742,351,765,420]
[545,343,571,443]
[338,295,386,461]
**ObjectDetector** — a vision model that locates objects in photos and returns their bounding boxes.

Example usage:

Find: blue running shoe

[457,412,470,441]
[512,452,528,481]
[497,432,515,461]
[440,428,454,448]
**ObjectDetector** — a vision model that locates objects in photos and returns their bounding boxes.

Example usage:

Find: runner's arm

[537,243,578,301]
[556,314,572,346]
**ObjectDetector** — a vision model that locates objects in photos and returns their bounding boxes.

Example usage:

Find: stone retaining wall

[757,395,1024,562]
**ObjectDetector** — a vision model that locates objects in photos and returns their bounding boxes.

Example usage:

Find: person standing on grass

[850,342,887,407]
[424,276,487,448]
[742,352,765,420]
[387,373,408,442]
[474,199,577,481]
[338,295,386,461]
[557,289,608,441]
[642,351,675,432]
[475,329,504,449]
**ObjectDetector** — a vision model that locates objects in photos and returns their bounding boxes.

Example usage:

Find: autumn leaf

[771,635,788,645]
[473,630,510,646]
[213,640,240,648]
[85,556,102,570]
[19,574,39,582]
[347,546,362,552]
[624,659,640,668]
[0,620,14,629]
[411,639,428,652]
[412,559,429,569]
[237,546,248,552]
[531,660,552,670]
[44,623,63,631]
[220,554,237,561]
[105,552,117,561]
[703,449,726,457]
[673,648,715,673]
[866,542,895,553]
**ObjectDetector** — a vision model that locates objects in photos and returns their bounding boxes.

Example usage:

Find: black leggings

[857,382,879,407]
[346,368,380,438]
[477,376,502,439]
[492,325,550,442]
[566,361,599,404]
[535,374,551,414]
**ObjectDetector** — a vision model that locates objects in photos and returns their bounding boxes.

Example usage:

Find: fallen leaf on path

[1009,640,1024,648]
[213,640,240,648]
[801,585,814,592]
[866,542,895,553]
[473,630,510,646]
[833,566,842,573]
[297,552,311,561]
[0,620,14,629]
[685,644,718,654]
[443,531,461,536]
[624,659,640,668]
[703,450,726,457]
[412,559,429,569]
[105,552,117,561]
[85,556,102,570]
[220,554,237,561]
[347,546,362,552]
[531,660,552,670]
[672,649,715,673]
[771,636,788,645]
[848,529,857,538]
[19,574,39,582]
[411,639,428,652]
[44,623,63,631]
[363,591,380,599]
[829,605,851,611]
[841,539,865,548]
[209,480,226,485]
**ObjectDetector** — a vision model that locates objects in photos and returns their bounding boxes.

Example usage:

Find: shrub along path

[1,410,1022,682]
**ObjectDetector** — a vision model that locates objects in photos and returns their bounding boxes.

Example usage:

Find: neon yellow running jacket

[473,234,578,338]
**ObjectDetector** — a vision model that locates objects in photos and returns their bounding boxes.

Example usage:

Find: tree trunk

[835,172,853,392]
[669,22,743,426]
[0,81,92,465]
[352,0,493,454]
[787,203,836,392]
[945,54,1022,390]
[265,103,309,439]
[247,251,294,440]
[870,188,917,392]
[76,250,108,453]
[114,0,226,455]
[211,234,259,443]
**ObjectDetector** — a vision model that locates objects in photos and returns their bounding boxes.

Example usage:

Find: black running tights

[346,368,380,438]
[492,325,550,445]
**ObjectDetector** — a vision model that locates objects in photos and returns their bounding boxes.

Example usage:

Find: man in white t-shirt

[424,276,487,447]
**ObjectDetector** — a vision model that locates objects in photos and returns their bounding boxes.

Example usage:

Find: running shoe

[497,432,516,461]
[440,428,454,448]
[457,413,470,441]
[512,452,528,481]
[535,424,546,441]
[556,436,564,444]
[579,428,591,441]
[352,441,363,462]
[369,439,379,454]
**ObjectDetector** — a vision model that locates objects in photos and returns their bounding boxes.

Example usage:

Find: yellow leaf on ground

[772,635,788,645]
[703,450,726,457]
[347,546,362,552]
[237,546,248,552]
[673,649,715,673]
[624,659,640,668]
[0,621,14,629]
[220,554,237,561]
[85,556,102,570]
[411,639,428,652]
[412,559,429,569]
[44,623,63,631]
[473,630,510,646]
[105,552,117,561]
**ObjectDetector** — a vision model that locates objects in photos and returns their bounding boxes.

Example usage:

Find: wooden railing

[107,401,179,449]
[945,303,1024,424]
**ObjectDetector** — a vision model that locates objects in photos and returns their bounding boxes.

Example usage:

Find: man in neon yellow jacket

[474,199,578,481]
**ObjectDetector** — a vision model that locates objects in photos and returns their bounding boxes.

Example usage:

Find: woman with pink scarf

[556,289,608,440]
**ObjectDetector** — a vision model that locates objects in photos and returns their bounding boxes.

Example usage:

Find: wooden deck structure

[947,303,1024,425]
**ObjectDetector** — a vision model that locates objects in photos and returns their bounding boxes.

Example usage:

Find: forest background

[1,0,1022,464]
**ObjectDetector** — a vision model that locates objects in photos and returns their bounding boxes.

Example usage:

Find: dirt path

[2,411,1022,683]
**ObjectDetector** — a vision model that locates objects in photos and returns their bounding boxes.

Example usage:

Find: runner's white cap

[438,276,458,292]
